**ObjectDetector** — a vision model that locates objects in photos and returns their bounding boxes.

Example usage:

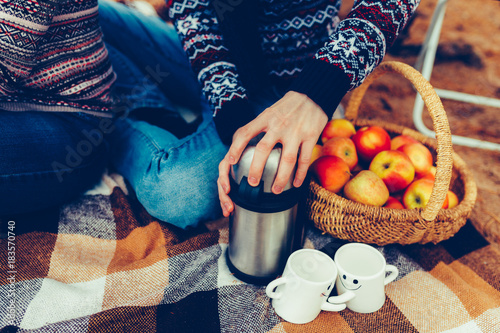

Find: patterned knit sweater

[168,0,420,142]
[0,0,115,117]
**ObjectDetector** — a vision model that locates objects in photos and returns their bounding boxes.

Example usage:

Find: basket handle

[345,61,453,222]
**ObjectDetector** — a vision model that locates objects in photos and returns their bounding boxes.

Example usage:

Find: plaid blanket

[1,172,499,333]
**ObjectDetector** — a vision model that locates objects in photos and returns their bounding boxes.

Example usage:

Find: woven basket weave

[307,61,477,246]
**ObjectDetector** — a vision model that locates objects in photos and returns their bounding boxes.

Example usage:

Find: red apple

[369,150,415,193]
[322,137,358,170]
[418,165,437,180]
[321,119,356,143]
[391,135,419,150]
[403,178,449,209]
[391,191,405,203]
[397,142,433,179]
[351,126,391,162]
[350,163,364,177]
[343,170,389,206]
[311,156,351,193]
[384,196,405,209]
[310,144,323,165]
[447,190,459,209]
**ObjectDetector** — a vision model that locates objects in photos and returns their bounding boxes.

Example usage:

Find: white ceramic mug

[265,249,348,324]
[332,243,399,313]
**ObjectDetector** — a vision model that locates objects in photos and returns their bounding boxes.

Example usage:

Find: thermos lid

[229,145,301,213]
[230,146,294,193]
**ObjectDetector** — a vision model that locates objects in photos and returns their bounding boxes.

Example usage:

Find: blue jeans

[0,112,109,216]
[98,0,281,229]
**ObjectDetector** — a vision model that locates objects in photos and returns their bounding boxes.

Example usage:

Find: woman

[0,0,115,216]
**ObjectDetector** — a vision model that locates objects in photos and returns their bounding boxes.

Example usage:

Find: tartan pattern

[1,172,499,332]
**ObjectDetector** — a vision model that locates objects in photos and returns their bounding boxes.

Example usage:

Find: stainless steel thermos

[226,145,305,285]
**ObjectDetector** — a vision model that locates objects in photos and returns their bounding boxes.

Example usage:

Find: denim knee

[135,147,225,229]
[131,117,227,228]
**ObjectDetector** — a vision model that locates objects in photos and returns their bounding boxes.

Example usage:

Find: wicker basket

[307,61,477,246]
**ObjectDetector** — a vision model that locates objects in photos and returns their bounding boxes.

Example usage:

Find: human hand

[217,91,329,217]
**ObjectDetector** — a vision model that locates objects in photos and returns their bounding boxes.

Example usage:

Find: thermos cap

[229,145,301,214]
[230,146,295,193]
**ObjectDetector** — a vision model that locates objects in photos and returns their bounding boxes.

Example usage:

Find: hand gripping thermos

[226,145,306,285]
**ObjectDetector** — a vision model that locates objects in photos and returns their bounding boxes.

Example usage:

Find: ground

[124,0,500,245]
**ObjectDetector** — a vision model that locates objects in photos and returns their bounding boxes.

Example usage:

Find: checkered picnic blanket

[1,172,499,333]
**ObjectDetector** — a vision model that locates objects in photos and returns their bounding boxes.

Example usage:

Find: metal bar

[435,89,500,108]
[412,0,500,151]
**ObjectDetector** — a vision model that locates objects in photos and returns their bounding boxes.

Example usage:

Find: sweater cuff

[213,99,255,145]
[289,59,351,119]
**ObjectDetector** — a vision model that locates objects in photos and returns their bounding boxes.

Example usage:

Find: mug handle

[327,290,356,304]
[322,291,355,312]
[384,265,399,285]
[266,277,288,299]
[321,301,347,312]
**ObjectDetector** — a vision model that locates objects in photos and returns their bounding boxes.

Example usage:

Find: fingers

[272,139,300,194]
[217,179,233,217]
[218,157,233,217]
[248,133,278,186]
[294,140,315,188]
[226,120,263,167]
[217,115,269,217]
[226,115,271,187]
[218,155,231,194]
[217,91,328,211]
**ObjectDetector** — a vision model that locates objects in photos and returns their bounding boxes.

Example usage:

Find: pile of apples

[310,119,459,209]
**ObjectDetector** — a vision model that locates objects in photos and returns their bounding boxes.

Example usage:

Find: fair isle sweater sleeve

[0,0,116,115]
[0,0,56,86]
[168,0,255,144]
[290,0,421,119]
